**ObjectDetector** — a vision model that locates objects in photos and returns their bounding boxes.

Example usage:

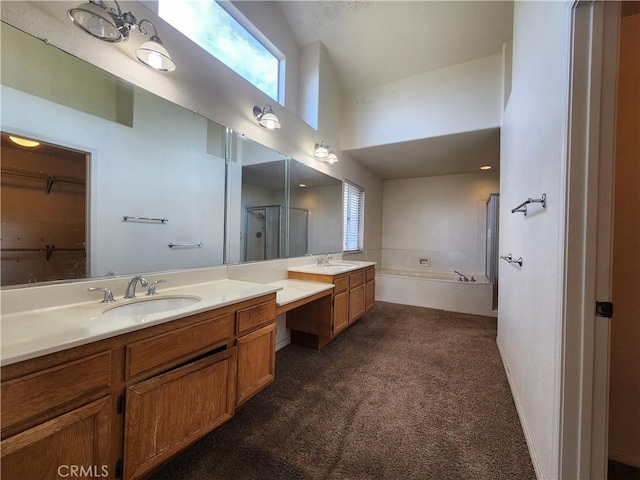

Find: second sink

[103,296,201,317]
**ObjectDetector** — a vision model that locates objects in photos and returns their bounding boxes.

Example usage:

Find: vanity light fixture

[253,105,281,129]
[9,136,40,148]
[313,141,330,159]
[325,152,339,164]
[68,0,176,72]
[314,141,339,164]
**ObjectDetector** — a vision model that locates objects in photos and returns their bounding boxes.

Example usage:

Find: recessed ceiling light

[480,165,492,170]
[9,136,40,148]
[298,183,307,188]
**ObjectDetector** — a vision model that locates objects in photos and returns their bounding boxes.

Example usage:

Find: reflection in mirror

[288,160,343,256]
[1,23,226,286]
[1,134,87,286]
[227,132,287,263]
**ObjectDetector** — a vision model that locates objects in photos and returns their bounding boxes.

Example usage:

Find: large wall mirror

[289,160,343,256]
[0,22,343,288]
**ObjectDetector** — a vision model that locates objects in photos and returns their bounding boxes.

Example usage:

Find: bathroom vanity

[0,260,375,478]
[0,281,278,480]
[286,262,376,349]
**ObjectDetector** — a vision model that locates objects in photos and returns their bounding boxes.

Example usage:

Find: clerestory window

[158,0,281,101]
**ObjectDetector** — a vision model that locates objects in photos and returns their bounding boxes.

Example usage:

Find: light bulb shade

[9,136,40,148]
[325,152,339,164]
[136,38,176,72]
[253,105,281,129]
[67,2,126,42]
[314,142,330,158]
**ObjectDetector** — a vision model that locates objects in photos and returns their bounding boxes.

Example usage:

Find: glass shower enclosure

[485,193,500,310]
[243,205,309,262]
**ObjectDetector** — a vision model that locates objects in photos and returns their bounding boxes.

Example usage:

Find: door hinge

[117,395,126,415]
[596,301,614,318]
[115,460,123,479]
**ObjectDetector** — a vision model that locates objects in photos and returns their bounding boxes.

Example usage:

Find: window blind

[343,180,365,252]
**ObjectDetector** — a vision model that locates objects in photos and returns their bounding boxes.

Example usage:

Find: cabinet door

[236,323,276,408]
[333,290,349,335]
[349,284,366,323]
[366,279,375,312]
[124,348,237,480]
[1,396,111,480]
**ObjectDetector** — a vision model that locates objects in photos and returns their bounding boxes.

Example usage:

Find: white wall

[497,2,572,479]
[382,172,499,275]
[290,184,343,255]
[341,53,503,151]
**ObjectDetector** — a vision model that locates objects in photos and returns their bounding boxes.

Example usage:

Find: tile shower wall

[382,172,500,275]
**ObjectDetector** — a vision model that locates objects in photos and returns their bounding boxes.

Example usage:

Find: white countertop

[1,279,281,367]
[287,260,376,276]
[267,279,334,306]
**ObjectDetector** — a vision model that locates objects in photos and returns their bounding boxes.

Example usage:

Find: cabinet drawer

[1,351,111,430]
[333,276,349,294]
[366,267,375,282]
[349,270,366,288]
[126,313,234,380]
[237,301,276,336]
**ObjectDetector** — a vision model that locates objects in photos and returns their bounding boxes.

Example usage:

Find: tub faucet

[125,275,148,298]
[454,270,476,282]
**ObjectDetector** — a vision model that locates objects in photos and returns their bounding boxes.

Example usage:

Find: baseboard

[275,336,291,352]
[609,448,640,468]
[497,337,545,479]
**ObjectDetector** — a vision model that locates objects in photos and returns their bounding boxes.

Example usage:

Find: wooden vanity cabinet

[124,348,237,479]
[287,265,375,349]
[0,292,277,480]
[365,267,375,312]
[235,300,277,408]
[1,396,112,480]
[236,323,276,408]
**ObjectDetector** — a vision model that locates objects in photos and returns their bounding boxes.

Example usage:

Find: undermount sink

[103,295,201,316]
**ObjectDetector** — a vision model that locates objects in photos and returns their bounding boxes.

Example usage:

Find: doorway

[608,8,640,476]
[0,133,88,285]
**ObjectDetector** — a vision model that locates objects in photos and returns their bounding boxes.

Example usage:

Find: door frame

[560,1,620,478]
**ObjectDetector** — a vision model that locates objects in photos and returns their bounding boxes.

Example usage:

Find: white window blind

[343,180,365,252]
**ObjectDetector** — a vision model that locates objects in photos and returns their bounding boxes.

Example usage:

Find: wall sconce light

[313,141,330,159]
[253,105,281,129]
[325,152,339,164]
[68,0,176,72]
[314,141,339,164]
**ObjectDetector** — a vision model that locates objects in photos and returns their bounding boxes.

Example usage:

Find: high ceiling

[277,1,513,179]
[277,1,514,94]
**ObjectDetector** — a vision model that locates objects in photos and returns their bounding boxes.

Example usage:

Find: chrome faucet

[124,275,148,298]
[316,254,333,266]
